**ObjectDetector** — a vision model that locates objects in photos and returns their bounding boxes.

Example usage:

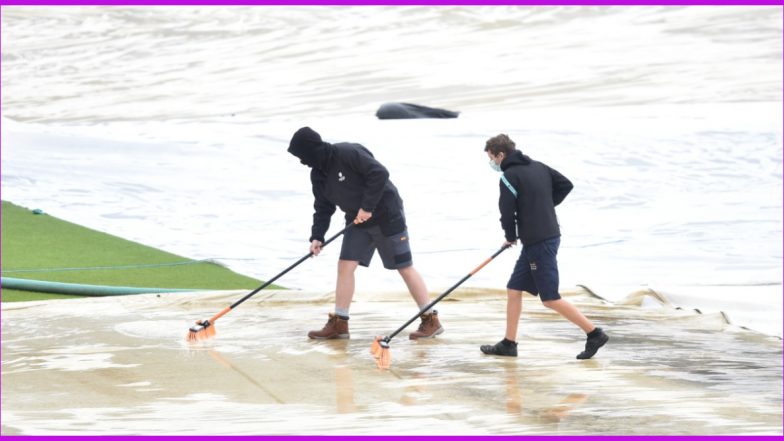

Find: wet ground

[2,287,781,435]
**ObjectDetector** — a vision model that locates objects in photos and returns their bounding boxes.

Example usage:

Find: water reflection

[503,361,523,415]
[325,340,357,414]
[3,291,781,434]
[501,360,590,426]
[207,349,285,404]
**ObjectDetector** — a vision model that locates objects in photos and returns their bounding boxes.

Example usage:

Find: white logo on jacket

[338,172,346,182]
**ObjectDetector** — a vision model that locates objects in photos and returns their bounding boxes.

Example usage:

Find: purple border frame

[0,0,783,4]
[0,0,781,440]
[1,435,782,439]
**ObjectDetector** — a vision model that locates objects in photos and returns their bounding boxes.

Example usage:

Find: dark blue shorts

[507,236,561,302]
[340,225,413,270]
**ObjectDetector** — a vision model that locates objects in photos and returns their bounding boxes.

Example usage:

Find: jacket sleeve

[347,146,390,212]
[498,176,518,242]
[310,169,336,243]
[549,166,573,206]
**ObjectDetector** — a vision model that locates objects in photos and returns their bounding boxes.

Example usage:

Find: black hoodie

[288,127,405,243]
[497,150,573,246]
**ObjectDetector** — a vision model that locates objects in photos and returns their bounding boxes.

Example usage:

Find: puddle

[2,288,781,435]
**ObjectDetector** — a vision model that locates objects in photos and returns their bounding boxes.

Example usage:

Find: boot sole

[309,334,350,340]
[480,345,517,356]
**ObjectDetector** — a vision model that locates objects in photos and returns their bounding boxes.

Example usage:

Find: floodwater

[1,6,782,435]
[2,287,781,435]
[2,6,782,337]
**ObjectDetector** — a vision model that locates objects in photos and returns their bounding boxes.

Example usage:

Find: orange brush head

[374,339,391,369]
[186,320,215,342]
[376,347,391,369]
[370,336,385,358]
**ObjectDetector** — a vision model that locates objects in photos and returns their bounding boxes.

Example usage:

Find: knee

[542,300,558,310]
[337,260,358,275]
[397,264,415,276]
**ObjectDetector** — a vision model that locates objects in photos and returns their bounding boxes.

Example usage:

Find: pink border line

[0,0,783,5]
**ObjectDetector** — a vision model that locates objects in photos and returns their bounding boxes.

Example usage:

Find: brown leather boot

[308,313,350,340]
[409,310,444,340]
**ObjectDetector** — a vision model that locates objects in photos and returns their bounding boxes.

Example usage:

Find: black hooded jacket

[497,150,573,246]
[288,127,404,243]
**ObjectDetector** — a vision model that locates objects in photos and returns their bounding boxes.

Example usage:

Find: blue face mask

[489,159,502,172]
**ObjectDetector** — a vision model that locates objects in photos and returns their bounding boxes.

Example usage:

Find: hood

[500,150,532,171]
[287,127,333,169]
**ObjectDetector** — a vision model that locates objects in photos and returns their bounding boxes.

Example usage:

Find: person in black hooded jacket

[287,127,444,340]
[480,134,609,360]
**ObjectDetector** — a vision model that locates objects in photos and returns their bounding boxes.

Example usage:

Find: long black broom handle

[384,244,511,341]
[228,225,350,310]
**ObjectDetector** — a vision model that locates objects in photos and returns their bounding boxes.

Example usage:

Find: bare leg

[480,289,522,355]
[506,289,523,341]
[397,265,430,307]
[336,259,359,310]
[542,298,595,333]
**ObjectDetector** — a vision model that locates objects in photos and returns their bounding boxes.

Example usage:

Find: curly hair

[484,134,517,156]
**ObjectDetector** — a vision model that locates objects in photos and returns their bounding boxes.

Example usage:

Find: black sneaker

[480,339,518,357]
[576,328,609,359]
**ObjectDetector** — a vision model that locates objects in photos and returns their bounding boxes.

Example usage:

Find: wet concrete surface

[2,287,781,435]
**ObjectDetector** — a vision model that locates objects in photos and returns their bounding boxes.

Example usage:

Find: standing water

[2,6,782,339]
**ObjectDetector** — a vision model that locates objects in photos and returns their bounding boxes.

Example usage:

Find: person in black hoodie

[287,127,444,340]
[480,134,608,360]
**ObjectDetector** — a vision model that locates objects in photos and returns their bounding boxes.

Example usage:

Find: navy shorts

[507,236,562,302]
[340,225,413,270]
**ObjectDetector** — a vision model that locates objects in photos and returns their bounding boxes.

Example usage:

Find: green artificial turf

[1,201,270,301]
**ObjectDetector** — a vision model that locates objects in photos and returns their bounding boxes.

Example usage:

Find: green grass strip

[2,201,270,302]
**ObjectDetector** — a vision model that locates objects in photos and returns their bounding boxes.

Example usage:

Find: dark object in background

[375,102,459,119]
